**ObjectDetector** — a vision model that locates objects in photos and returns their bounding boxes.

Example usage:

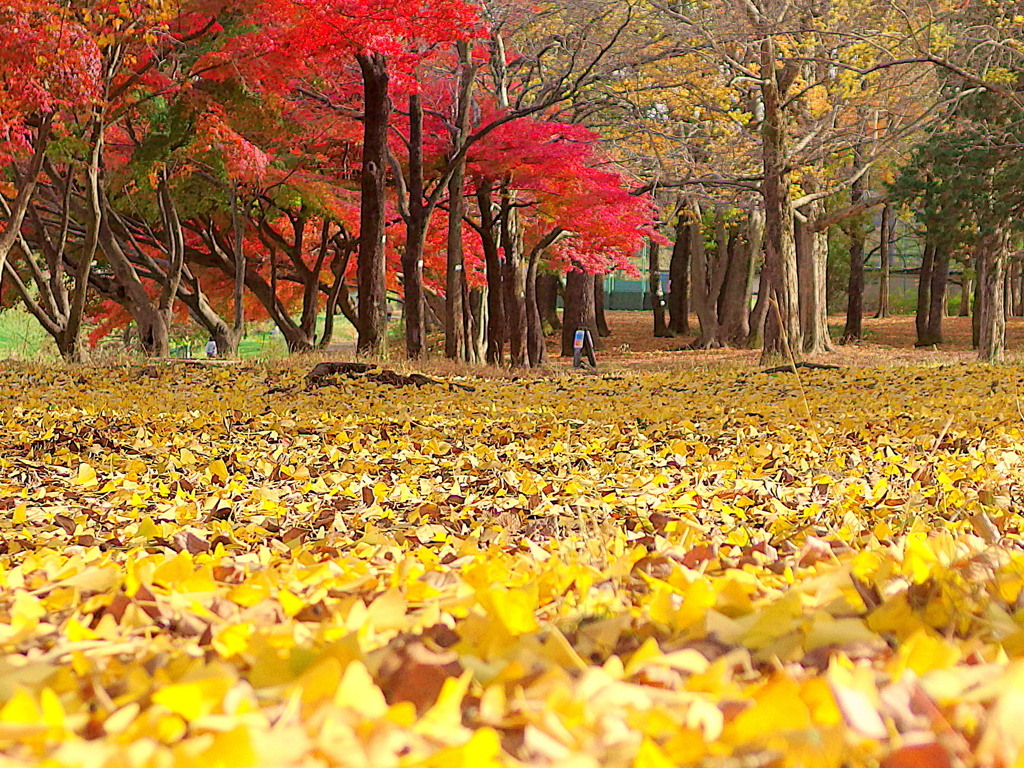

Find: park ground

[1,318,1024,766]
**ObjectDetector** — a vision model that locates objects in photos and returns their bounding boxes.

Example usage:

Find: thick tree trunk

[915,241,935,346]
[925,244,948,345]
[356,53,390,356]
[561,269,598,356]
[875,203,891,319]
[594,275,611,337]
[796,198,833,354]
[977,230,1007,362]
[536,273,560,332]
[719,224,753,345]
[759,36,801,362]
[668,211,691,335]
[649,239,670,337]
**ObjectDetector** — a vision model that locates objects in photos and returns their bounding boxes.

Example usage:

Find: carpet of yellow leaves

[1,361,1024,767]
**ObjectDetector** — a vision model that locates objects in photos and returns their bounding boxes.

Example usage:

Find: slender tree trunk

[915,241,935,346]
[444,41,477,361]
[690,201,724,347]
[356,53,390,356]
[403,92,427,360]
[978,230,1007,362]
[972,258,982,348]
[320,246,355,349]
[477,181,504,365]
[230,182,246,353]
[759,36,801,362]
[468,287,487,363]
[841,160,866,343]
[0,114,51,278]
[594,276,611,337]
[561,268,598,356]
[875,203,891,319]
[668,210,691,335]
[649,239,670,337]
[501,186,527,367]
[960,266,972,317]
[526,250,546,366]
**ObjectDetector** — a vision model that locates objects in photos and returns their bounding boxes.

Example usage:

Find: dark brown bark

[536,273,560,332]
[915,241,935,346]
[841,150,866,344]
[356,53,390,356]
[500,185,527,367]
[403,92,427,359]
[668,211,690,335]
[561,269,598,356]
[477,180,505,364]
[719,226,753,345]
[594,276,611,337]
[875,203,891,318]
[925,244,948,345]
[649,239,670,337]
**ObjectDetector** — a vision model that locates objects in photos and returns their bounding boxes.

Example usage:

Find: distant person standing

[205,339,218,358]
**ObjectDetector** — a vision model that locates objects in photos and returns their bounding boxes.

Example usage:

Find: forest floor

[2,353,1024,766]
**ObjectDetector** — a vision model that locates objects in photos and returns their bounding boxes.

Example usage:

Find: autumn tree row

[0,0,655,365]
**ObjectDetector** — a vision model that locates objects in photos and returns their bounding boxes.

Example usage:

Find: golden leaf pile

[2,362,1024,767]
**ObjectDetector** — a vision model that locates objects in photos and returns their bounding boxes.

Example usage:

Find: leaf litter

[0,362,1023,766]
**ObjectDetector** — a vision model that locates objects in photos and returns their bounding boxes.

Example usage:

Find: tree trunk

[501,186,527,367]
[759,36,801,363]
[477,180,504,365]
[925,243,949,345]
[0,114,51,278]
[536,273,560,332]
[668,210,691,335]
[960,268,972,317]
[402,92,427,359]
[690,201,723,347]
[875,203,891,319]
[977,230,1007,362]
[719,223,753,345]
[468,287,487,363]
[841,153,866,344]
[594,275,611,337]
[649,239,670,337]
[796,197,833,354]
[356,53,390,356]
[561,269,598,356]
[915,241,935,346]
[526,250,546,366]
